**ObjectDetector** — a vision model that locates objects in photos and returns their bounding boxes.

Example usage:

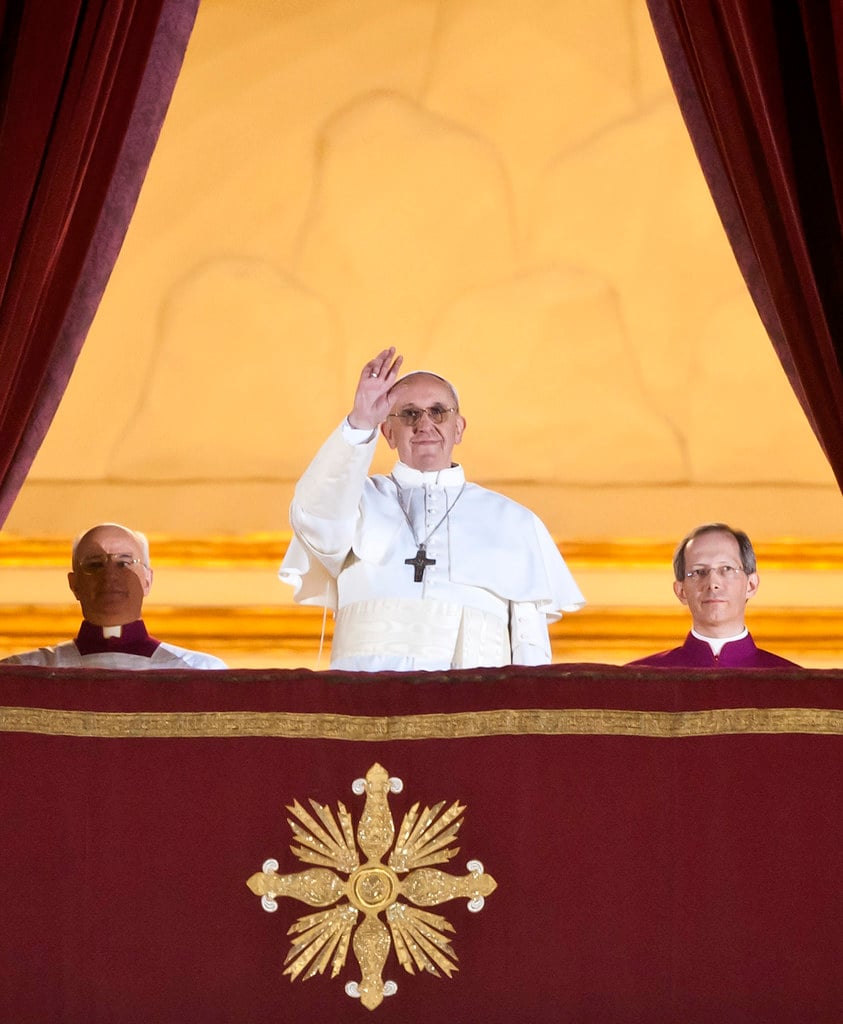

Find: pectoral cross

[405,545,435,583]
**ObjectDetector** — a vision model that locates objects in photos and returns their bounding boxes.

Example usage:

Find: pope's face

[673,529,758,637]
[380,374,465,471]
[68,525,152,626]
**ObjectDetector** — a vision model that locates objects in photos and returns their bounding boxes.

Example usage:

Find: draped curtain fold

[647,1,843,493]
[0,0,199,528]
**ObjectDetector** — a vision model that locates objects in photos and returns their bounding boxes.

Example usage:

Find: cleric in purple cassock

[627,522,799,669]
[1,523,226,670]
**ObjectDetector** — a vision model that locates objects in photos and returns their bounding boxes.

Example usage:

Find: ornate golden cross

[247,763,497,1011]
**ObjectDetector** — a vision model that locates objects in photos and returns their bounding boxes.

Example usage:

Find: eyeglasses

[387,405,457,426]
[76,554,144,575]
[685,565,745,582]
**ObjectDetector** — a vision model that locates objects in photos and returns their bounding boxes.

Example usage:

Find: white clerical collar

[692,627,748,657]
[102,624,124,639]
[392,461,465,488]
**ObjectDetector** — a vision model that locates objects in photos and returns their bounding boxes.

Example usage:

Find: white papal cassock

[280,422,585,671]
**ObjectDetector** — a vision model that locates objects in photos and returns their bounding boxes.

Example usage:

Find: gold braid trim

[1,706,842,740]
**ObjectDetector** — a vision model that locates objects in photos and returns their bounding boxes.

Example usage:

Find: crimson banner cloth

[2,664,842,1023]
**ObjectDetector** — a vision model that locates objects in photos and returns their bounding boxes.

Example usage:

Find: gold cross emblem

[247,762,497,1010]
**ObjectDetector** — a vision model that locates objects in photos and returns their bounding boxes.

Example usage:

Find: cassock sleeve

[279,422,377,608]
[510,601,553,664]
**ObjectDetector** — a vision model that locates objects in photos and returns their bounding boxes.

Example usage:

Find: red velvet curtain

[647,1,843,493]
[0,0,199,527]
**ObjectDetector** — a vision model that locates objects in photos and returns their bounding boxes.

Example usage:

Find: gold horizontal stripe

[2,604,841,654]
[1,533,842,570]
[1,706,841,740]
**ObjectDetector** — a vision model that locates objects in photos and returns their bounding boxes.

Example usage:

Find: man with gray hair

[280,347,585,671]
[2,522,226,669]
[627,522,798,668]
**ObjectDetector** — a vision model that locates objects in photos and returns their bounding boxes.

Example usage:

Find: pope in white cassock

[280,348,585,671]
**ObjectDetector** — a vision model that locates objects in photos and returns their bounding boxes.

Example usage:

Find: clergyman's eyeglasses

[684,565,745,582]
[76,554,144,575]
[387,405,457,426]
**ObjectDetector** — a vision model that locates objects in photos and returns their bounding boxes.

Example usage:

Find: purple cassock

[628,632,799,668]
[75,619,160,657]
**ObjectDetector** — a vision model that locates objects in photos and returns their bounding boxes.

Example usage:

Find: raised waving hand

[348,348,404,429]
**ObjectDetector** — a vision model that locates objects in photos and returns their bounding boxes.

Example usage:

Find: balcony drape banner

[646,1,843,492]
[2,664,842,1023]
[0,0,199,527]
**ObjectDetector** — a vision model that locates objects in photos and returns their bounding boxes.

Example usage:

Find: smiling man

[627,523,798,668]
[2,523,226,669]
[280,348,585,671]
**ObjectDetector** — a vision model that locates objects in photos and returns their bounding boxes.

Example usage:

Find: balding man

[280,348,585,671]
[2,522,226,669]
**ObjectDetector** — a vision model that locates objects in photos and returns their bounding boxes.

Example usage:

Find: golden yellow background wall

[1,1,841,667]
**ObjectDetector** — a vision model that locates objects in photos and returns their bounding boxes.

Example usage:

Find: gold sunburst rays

[387,903,457,977]
[247,763,497,1011]
[284,904,358,981]
[389,798,465,872]
[287,798,359,874]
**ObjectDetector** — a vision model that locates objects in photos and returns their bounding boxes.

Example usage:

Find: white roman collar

[392,461,465,488]
[692,627,748,656]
